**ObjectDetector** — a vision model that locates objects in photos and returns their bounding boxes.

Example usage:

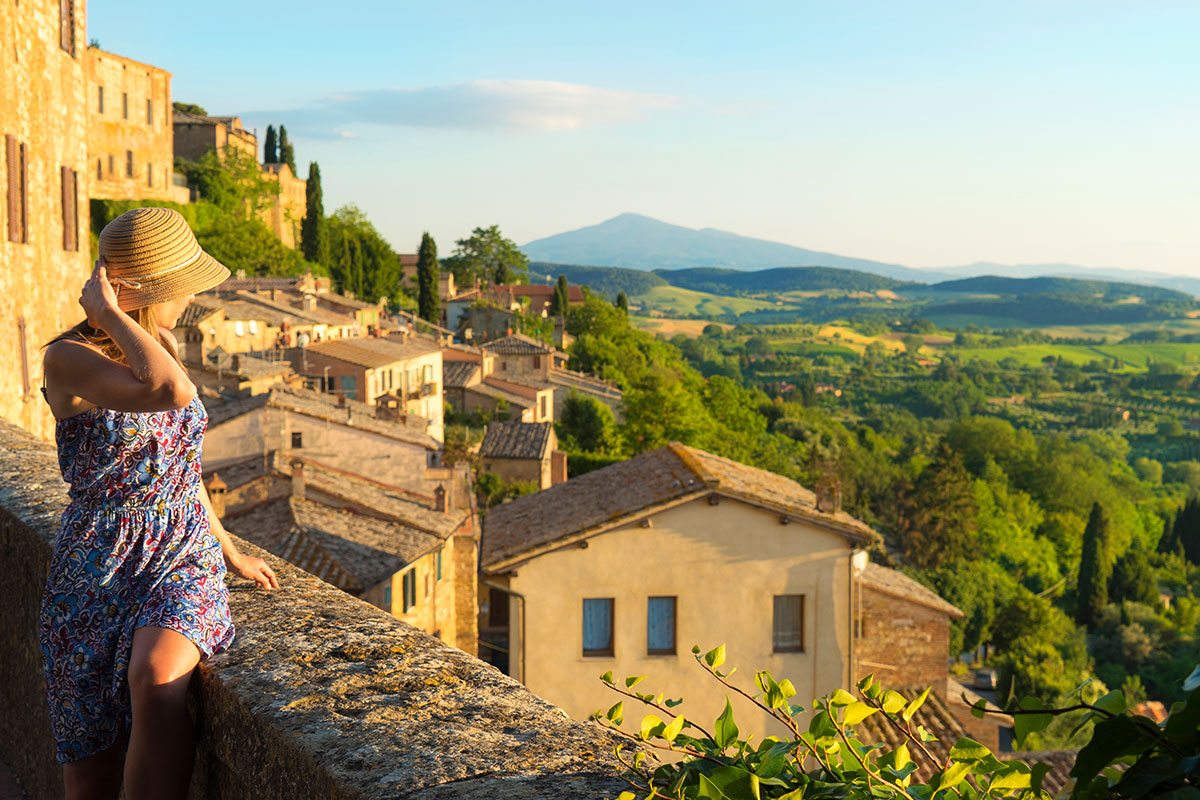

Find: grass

[634,286,779,317]
[631,317,733,337]
[955,342,1200,370]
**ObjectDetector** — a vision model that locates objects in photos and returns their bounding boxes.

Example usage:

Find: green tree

[175,147,274,217]
[556,391,621,454]
[1109,542,1159,607]
[549,274,569,316]
[893,444,978,569]
[1173,495,1200,563]
[615,291,629,314]
[301,161,328,268]
[263,124,278,164]
[445,225,529,286]
[1076,502,1113,628]
[278,124,296,173]
[326,205,403,304]
[417,232,440,323]
[172,101,207,116]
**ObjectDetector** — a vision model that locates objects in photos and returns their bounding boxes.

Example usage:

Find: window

[59,0,76,56]
[402,569,417,612]
[146,98,153,125]
[647,596,676,655]
[422,364,433,383]
[383,584,392,609]
[533,356,541,369]
[539,395,547,419]
[107,154,114,177]
[98,86,104,113]
[341,375,357,395]
[125,150,133,178]
[500,360,507,371]
[60,166,78,251]
[96,158,102,181]
[6,135,28,244]
[248,320,258,334]
[772,595,805,653]
[146,162,153,188]
[425,573,430,598]
[234,320,244,336]
[291,432,303,449]
[436,548,442,581]
[122,92,128,120]
[582,598,614,657]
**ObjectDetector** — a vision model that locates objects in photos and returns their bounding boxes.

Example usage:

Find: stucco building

[0,0,92,440]
[479,421,566,490]
[260,161,306,249]
[85,47,175,202]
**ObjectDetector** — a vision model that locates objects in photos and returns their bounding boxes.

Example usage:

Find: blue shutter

[646,597,675,654]
[582,598,613,655]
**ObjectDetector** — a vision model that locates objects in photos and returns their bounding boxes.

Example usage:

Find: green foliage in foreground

[594,648,1200,800]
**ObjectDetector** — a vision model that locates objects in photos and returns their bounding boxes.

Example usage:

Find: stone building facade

[0,0,92,441]
[260,161,306,249]
[85,47,173,201]
[173,111,257,163]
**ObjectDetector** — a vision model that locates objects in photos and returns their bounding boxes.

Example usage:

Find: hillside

[942,262,1200,298]
[521,213,935,280]
[528,262,667,298]
[658,266,911,295]
[925,275,1194,304]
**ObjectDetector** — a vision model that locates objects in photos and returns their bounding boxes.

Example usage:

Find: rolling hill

[520,213,937,281]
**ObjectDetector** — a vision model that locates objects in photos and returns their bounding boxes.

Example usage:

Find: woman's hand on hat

[79,259,122,330]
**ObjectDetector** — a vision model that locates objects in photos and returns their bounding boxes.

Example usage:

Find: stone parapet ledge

[0,419,629,799]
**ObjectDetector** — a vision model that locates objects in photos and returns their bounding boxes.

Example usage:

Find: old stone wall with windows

[0,0,92,442]
[85,47,174,201]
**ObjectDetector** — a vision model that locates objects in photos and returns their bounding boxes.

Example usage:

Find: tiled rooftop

[204,385,439,449]
[860,562,964,618]
[481,333,554,355]
[178,302,221,327]
[443,361,481,389]
[480,421,553,461]
[305,337,440,369]
[482,442,876,568]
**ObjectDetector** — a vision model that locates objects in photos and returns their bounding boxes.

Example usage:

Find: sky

[89,1,1198,274]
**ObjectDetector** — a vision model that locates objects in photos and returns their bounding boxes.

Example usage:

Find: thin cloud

[250,80,680,138]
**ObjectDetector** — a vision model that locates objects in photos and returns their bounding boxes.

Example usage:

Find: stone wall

[85,47,174,201]
[855,584,951,692]
[0,0,93,442]
[0,418,630,799]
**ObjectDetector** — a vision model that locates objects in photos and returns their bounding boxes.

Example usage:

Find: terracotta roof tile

[481,334,555,355]
[860,563,964,618]
[482,442,875,569]
[178,303,221,327]
[305,337,440,369]
[480,422,553,461]
[444,361,480,389]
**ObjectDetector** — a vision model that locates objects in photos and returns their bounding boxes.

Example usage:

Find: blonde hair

[47,306,184,368]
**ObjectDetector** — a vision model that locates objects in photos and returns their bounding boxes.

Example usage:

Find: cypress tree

[263,125,278,164]
[493,260,510,286]
[278,125,296,173]
[1076,502,1113,628]
[417,232,440,323]
[555,275,570,316]
[301,162,328,267]
[1177,496,1200,564]
[616,291,629,314]
[1109,542,1159,607]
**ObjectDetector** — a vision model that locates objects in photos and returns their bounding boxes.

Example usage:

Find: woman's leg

[62,738,125,800]
[123,626,201,800]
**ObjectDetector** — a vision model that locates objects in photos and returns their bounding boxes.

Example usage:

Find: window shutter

[5,135,17,242]
[18,142,28,243]
[59,0,75,55]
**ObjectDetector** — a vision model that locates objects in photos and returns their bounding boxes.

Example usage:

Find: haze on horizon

[89,1,1198,276]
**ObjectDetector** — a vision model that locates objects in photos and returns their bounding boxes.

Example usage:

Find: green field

[956,342,1200,370]
[634,286,780,317]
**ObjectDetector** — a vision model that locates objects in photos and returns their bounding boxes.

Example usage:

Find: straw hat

[98,207,231,312]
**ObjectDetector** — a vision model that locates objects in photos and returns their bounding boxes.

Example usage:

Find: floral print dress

[39,396,234,763]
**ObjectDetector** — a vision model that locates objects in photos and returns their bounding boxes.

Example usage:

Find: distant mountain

[657,267,911,295]
[940,262,1200,298]
[926,275,1195,304]
[521,213,940,282]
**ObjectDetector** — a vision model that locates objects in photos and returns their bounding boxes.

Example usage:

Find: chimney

[434,484,447,513]
[231,354,240,373]
[291,458,305,501]
[302,293,317,312]
[270,289,277,302]
[205,473,227,518]
[815,474,842,513]
[337,394,346,407]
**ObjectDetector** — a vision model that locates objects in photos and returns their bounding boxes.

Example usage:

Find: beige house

[480,443,887,740]
[85,47,177,202]
[290,336,444,442]
[480,334,622,421]
[210,453,477,654]
[479,421,567,490]
[0,0,92,440]
[201,385,441,491]
[259,161,306,249]
[230,290,359,342]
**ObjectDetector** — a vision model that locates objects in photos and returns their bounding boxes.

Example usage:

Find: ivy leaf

[934,759,973,790]
[1030,761,1054,795]
[705,644,727,669]
[616,793,637,800]
[626,675,647,689]
[969,697,988,719]
[843,702,878,726]
[902,687,930,722]
[777,678,797,699]
[948,737,990,763]
[856,673,875,691]
[705,765,761,800]
[808,710,835,737]
[894,741,911,770]
[600,671,614,685]
[695,772,733,800]
[662,714,685,743]
[1183,664,1200,692]
[1070,715,1147,788]
[639,714,665,741]
[715,698,739,750]
[1013,697,1052,744]
[880,690,907,714]
[988,764,1032,791]
[829,689,857,707]
[664,697,684,708]
[1093,689,1127,716]
[606,701,624,724]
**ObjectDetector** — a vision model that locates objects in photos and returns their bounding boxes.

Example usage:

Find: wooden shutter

[5,135,16,242]
[59,0,75,55]
[61,166,78,251]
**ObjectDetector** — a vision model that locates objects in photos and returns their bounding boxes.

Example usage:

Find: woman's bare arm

[43,262,195,416]
[197,482,279,590]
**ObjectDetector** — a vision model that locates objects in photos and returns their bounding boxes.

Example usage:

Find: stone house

[260,161,306,249]
[479,442,891,739]
[173,111,257,163]
[218,270,332,295]
[0,0,92,441]
[186,352,296,398]
[84,47,179,202]
[487,283,586,317]
[202,385,442,491]
[176,296,304,363]
[229,290,359,343]
[287,335,444,442]
[479,421,567,490]
[480,334,623,422]
[208,453,477,654]
[307,291,383,332]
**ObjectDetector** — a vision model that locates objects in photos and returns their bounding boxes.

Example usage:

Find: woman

[39,207,279,800]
